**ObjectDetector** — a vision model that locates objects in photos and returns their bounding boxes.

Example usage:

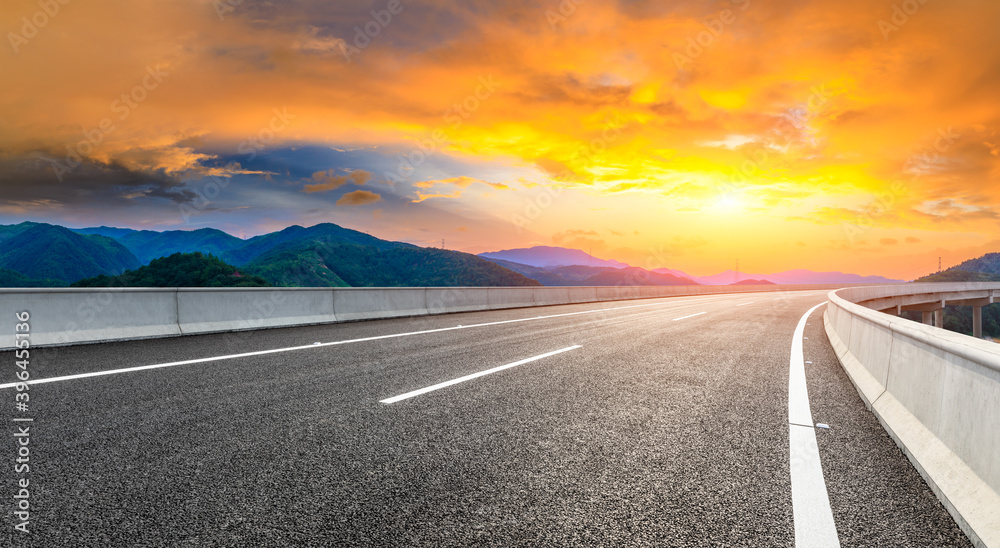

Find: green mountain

[915,254,1000,282]
[0,221,42,245]
[917,270,1000,282]
[72,252,270,288]
[74,226,244,264]
[243,243,350,287]
[222,223,411,266]
[0,223,140,282]
[244,240,540,287]
[950,253,1000,276]
[72,226,138,240]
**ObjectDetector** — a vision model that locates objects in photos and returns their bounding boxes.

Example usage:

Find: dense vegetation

[0,268,67,287]
[244,240,540,287]
[72,252,270,287]
[911,252,1000,338]
[0,223,139,282]
[901,306,1000,339]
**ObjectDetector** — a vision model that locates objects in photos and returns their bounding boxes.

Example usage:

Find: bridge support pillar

[949,297,992,338]
[907,299,947,328]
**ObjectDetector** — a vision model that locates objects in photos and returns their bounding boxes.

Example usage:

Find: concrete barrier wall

[2,283,854,350]
[825,285,1000,547]
[426,288,491,314]
[0,288,181,347]
[333,288,429,321]
[178,288,336,334]
[486,287,534,310]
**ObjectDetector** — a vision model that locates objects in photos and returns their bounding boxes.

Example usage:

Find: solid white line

[672,312,706,321]
[788,303,824,426]
[788,301,840,548]
[0,294,735,390]
[736,301,755,307]
[380,345,581,404]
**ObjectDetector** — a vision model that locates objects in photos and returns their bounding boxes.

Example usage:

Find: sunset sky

[2,0,999,279]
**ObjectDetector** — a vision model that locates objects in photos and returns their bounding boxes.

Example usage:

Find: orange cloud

[304,170,371,193]
[414,176,512,190]
[412,176,512,202]
[336,190,381,206]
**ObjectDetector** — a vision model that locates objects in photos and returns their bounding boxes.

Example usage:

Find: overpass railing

[826,283,1000,547]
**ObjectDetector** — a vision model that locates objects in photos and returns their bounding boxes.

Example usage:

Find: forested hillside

[244,241,540,287]
[0,223,140,282]
[75,227,244,264]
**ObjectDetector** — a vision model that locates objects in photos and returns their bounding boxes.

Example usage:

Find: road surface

[1,290,971,546]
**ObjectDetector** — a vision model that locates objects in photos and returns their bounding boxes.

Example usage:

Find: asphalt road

[1,290,972,546]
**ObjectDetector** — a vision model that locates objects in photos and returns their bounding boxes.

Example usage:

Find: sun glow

[717,194,743,211]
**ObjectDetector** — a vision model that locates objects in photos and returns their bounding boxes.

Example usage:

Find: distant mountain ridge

[482,257,696,286]
[670,268,903,285]
[72,223,412,266]
[731,279,775,285]
[481,244,903,285]
[75,226,244,264]
[479,246,630,269]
